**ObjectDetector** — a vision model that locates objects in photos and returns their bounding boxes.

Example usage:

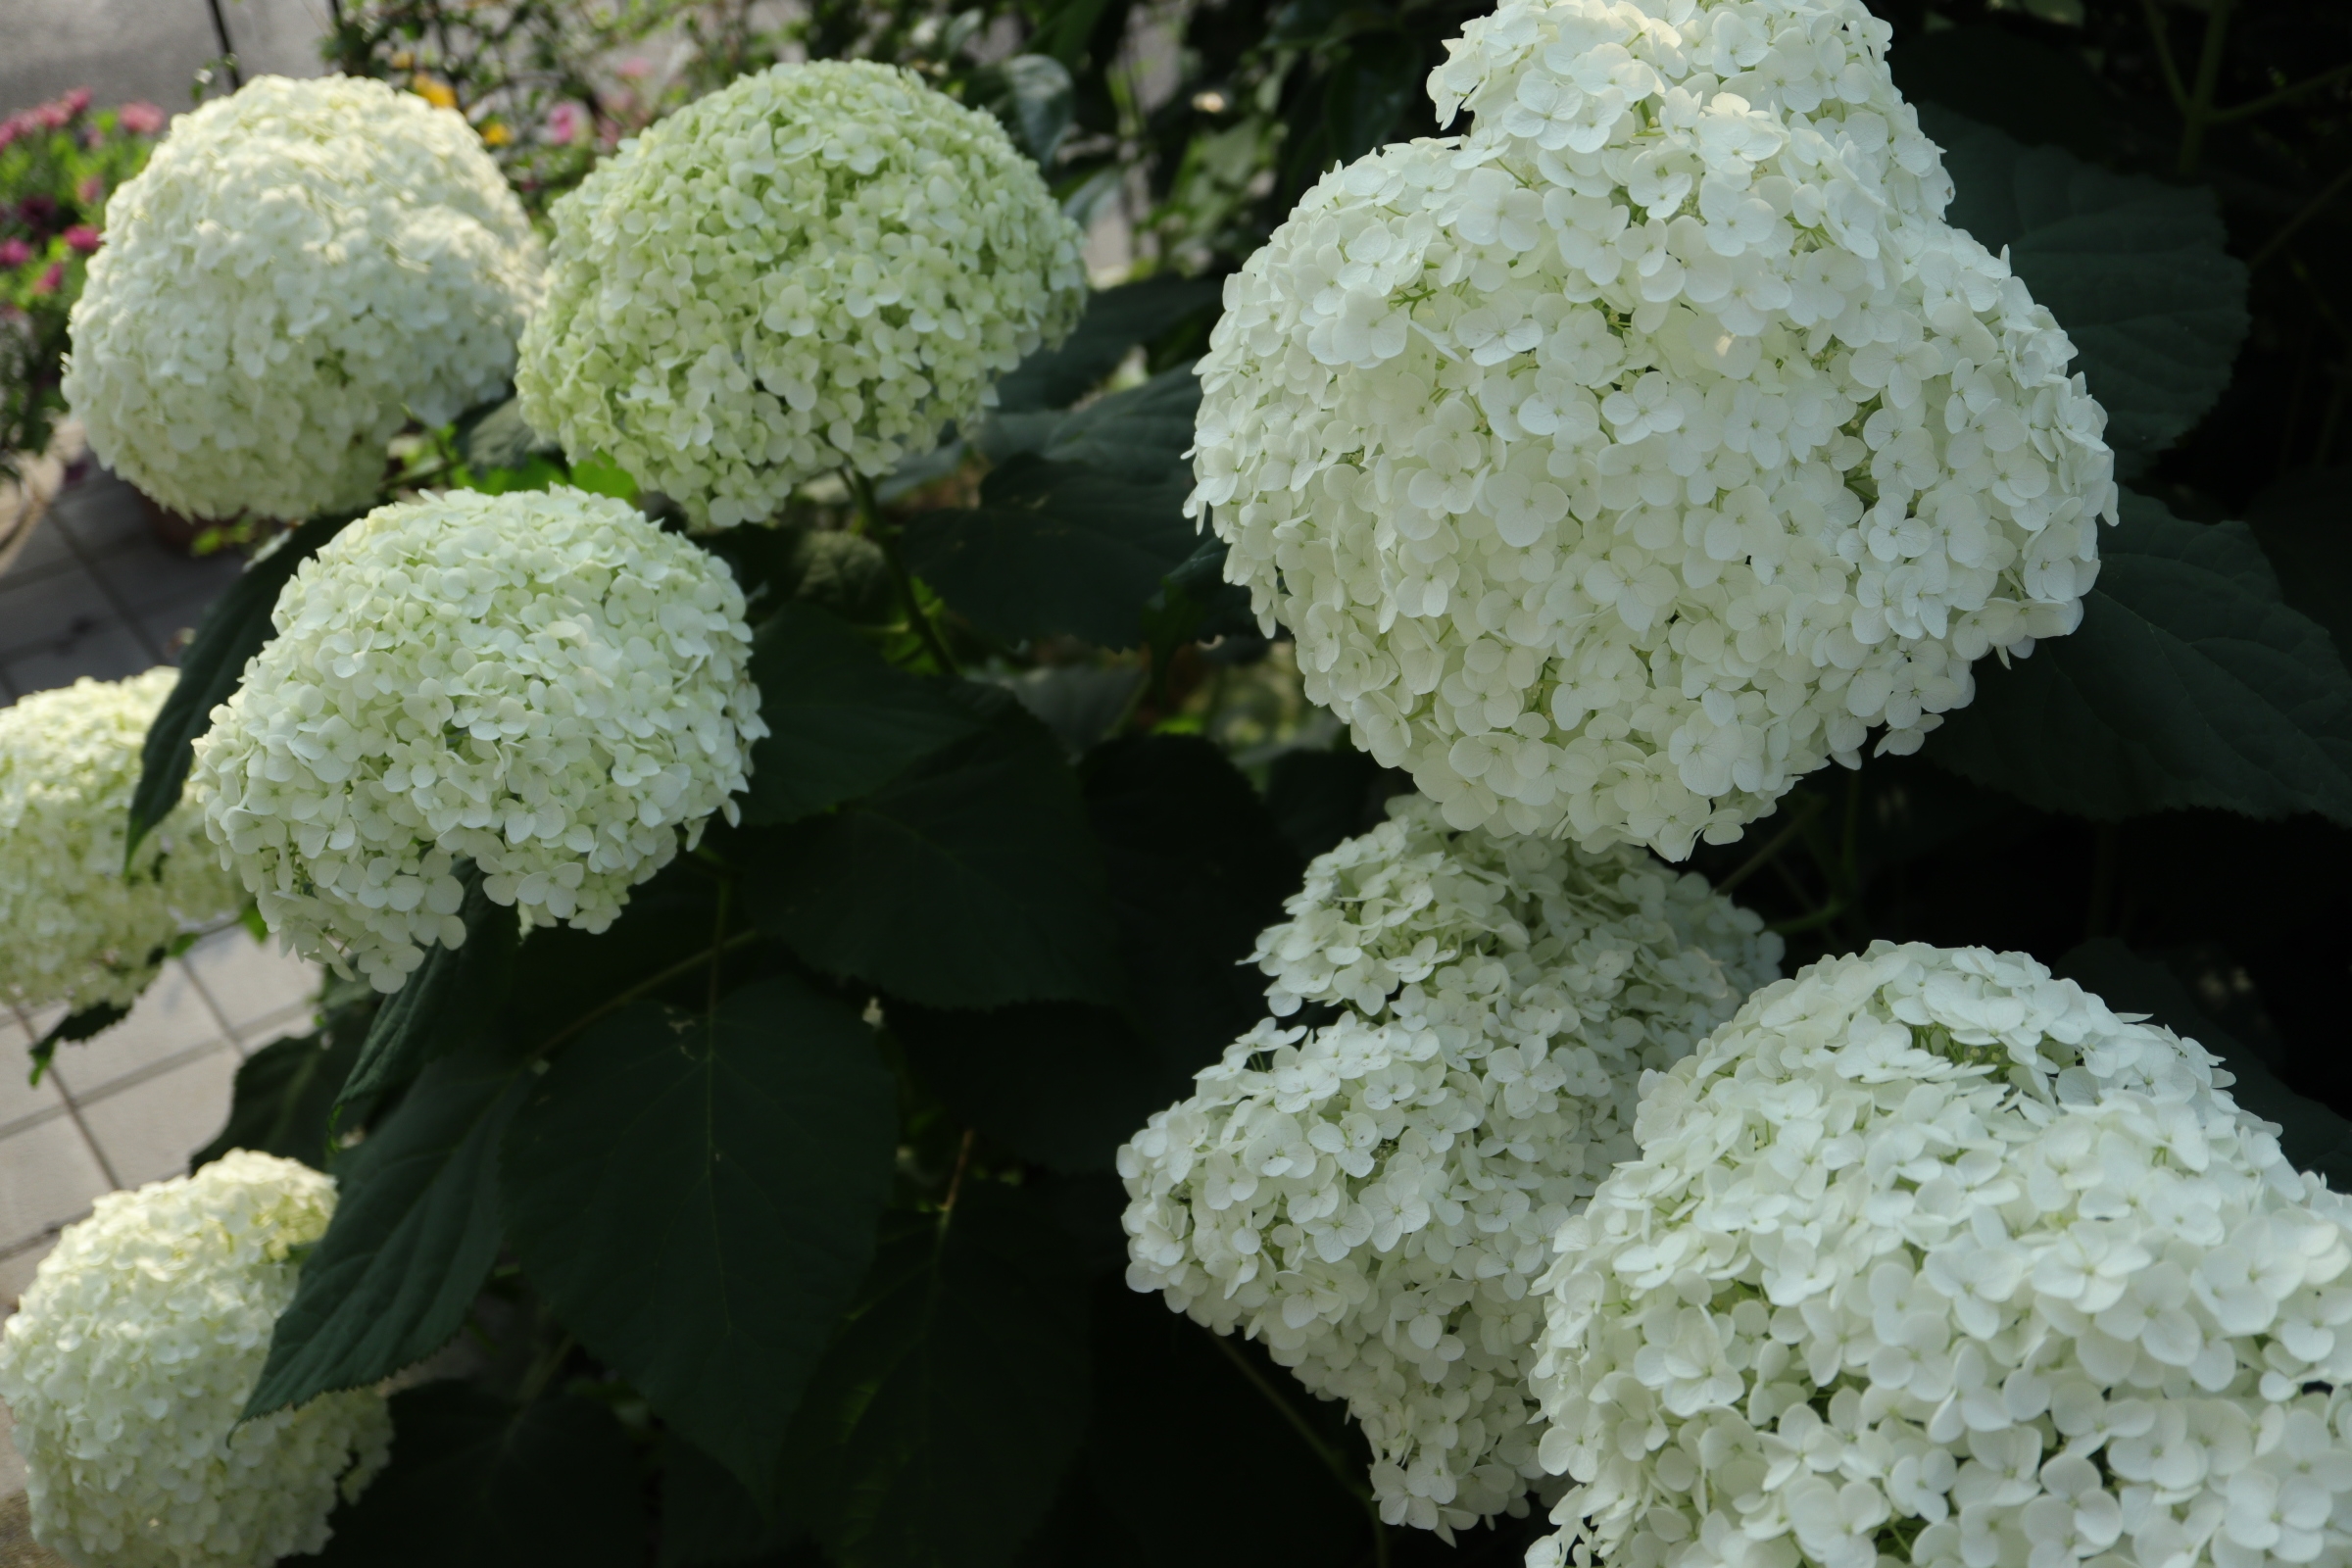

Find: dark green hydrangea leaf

[453,394,562,474]
[1929,492,2352,824]
[966,54,1076,168]
[994,278,1221,413]
[191,1029,362,1173]
[776,1189,1091,1568]
[246,1045,527,1418]
[2245,469,2352,669]
[661,1435,810,1568]
[335,868,519,1117]
[980,365,1200,473]
[902,454,1195,650]
[2056,939,2352,1186]
[303,1384,643,1568]
[1262,748,1399,862]
[124,508,362,865]
[741,602,981,826]
[1924,109,2247,478]
[741,691,1122,1008]
[502,978,898,1503]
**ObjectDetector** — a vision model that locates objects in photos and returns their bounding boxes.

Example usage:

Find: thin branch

[2138,0,2191,111]
[2177,0,2236,177]
[2212,58,2352,124]
[1715,791,1827,896]
[938,1128,977,1225]
[1203,1326,1390,1568]
[2249,163,2352,271]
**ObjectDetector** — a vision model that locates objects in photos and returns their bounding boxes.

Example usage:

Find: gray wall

[0,0,329,119]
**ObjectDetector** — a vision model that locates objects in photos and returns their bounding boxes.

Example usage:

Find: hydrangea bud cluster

[1119,792,1782,1534]
[64,74,543,521]
[0,1152,392,1568]
[1531,943,2352,1568]
[190,488,764,992]
[0,668,244,1015]
[517,60,1087,529]
[1190,0,2117,858]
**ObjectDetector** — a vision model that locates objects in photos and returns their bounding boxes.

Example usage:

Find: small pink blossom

[0,239,29,269]
[545,101,584,145]
[29,262,62,296]
[63,225,100,255]
[76,175,105,207]
[116,101,166,136]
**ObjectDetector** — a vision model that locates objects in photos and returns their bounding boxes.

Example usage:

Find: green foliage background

[69,0,2352,1563]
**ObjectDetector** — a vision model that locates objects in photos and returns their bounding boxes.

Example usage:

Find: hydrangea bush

[0,668,242,1015]
[1191,0,2116,857]
[6,0,2345,1562]
[63,74,542,521]
[0,1152,392,1568]
[517,59,1087,528]
[189,486,762,991]
[1122,793,1782,1533]
[1531,944,2352,1568]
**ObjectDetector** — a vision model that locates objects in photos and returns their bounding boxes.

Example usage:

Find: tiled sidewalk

[0,469,321,1497]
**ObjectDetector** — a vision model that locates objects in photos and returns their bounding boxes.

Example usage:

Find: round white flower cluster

[1532,943,2352,1568]
[190,487,764,992]
[517,60,1087,529]
[1190,0,2118,858]
[65,74,543,522]
[1119,792,1782,1534]
[0,1152,392,1568]
[0,668,245,1015]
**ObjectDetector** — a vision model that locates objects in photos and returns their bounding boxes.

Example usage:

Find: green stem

[2177,0,2235,177]
[1203,1328,1388,1567]
[1715,792,1827,896]
[707,881,732,1019]
[515,1334,575,1407]
[2250,163,2352,271]
[937,1127,977,1234]
[2138,0,2191,111]
[1768,900,1848,936]
[2212,59,2352,124]
[848,468,960,676]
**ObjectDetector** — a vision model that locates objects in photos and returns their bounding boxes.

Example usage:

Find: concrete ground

[0,0,330,116]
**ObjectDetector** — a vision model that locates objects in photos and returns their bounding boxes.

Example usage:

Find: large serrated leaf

[124,509,363,862]
[1929,493,2352,824]
[994,277,1222,413]
[245,1047,525,1418]
[1925,109,2247,478]
[741,602,981,826]
[335,870,518,1116]
[304,1384,643,1568]
[501,978,898,1502]
[777,1188,1092,1568]
[901,453,1196,650]
[980,364,1200,471]
[191,1029,361,1172]
[741,692,1121,1008]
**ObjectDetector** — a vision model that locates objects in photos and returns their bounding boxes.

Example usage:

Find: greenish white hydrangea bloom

[1190,0,2116,859]
[516,59,1087,529]
[1119,792,1782,1535]
[0,1151,392,1568]
[190,487,764,993]
[1532,942,2352,1568]
[0,668,244,1015]
[64,74,542,521]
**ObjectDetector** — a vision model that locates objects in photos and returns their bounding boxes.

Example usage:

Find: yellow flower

[412,75,457,111]
[480,120,511,146]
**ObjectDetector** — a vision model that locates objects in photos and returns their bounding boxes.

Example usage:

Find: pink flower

[0,239,29,269]
[617,56,651,79]
[546,101,585,145]
[59,88,91,119]
[116,101,166,136]
[63,225,100,255]
[30,263,62,296]
[75,175,105,208]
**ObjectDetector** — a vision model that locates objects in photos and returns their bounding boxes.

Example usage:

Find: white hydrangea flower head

[1190,0,2118,858]
[1118,792,1783,1534]
[516,60,1087,529]
[0,668,245,1015]
[63,74,543,522]
[189,487,765,992]
[0,1151,392,1568]
[1532,941,2352,1568]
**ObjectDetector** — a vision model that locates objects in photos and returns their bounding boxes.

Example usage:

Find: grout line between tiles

[10,999,123,1192]
[176,951,251,1058]
[62,1037,237,1114]
[41,485,169,664]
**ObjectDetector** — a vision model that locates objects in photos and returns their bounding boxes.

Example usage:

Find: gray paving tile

[137,587,220,662]
[89,537,244,614]
[5,514,74,577]
[3,620,154,693]
[43,471,150,556]
[0,561,113,661]
[184,932,318,1039]
[0,0,330,136]
[0,1117,110,1252]
[45,961,224,1100]
[0,1238,55,1315]
[0,1019,70,1139]
[75,1047,239,1189]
